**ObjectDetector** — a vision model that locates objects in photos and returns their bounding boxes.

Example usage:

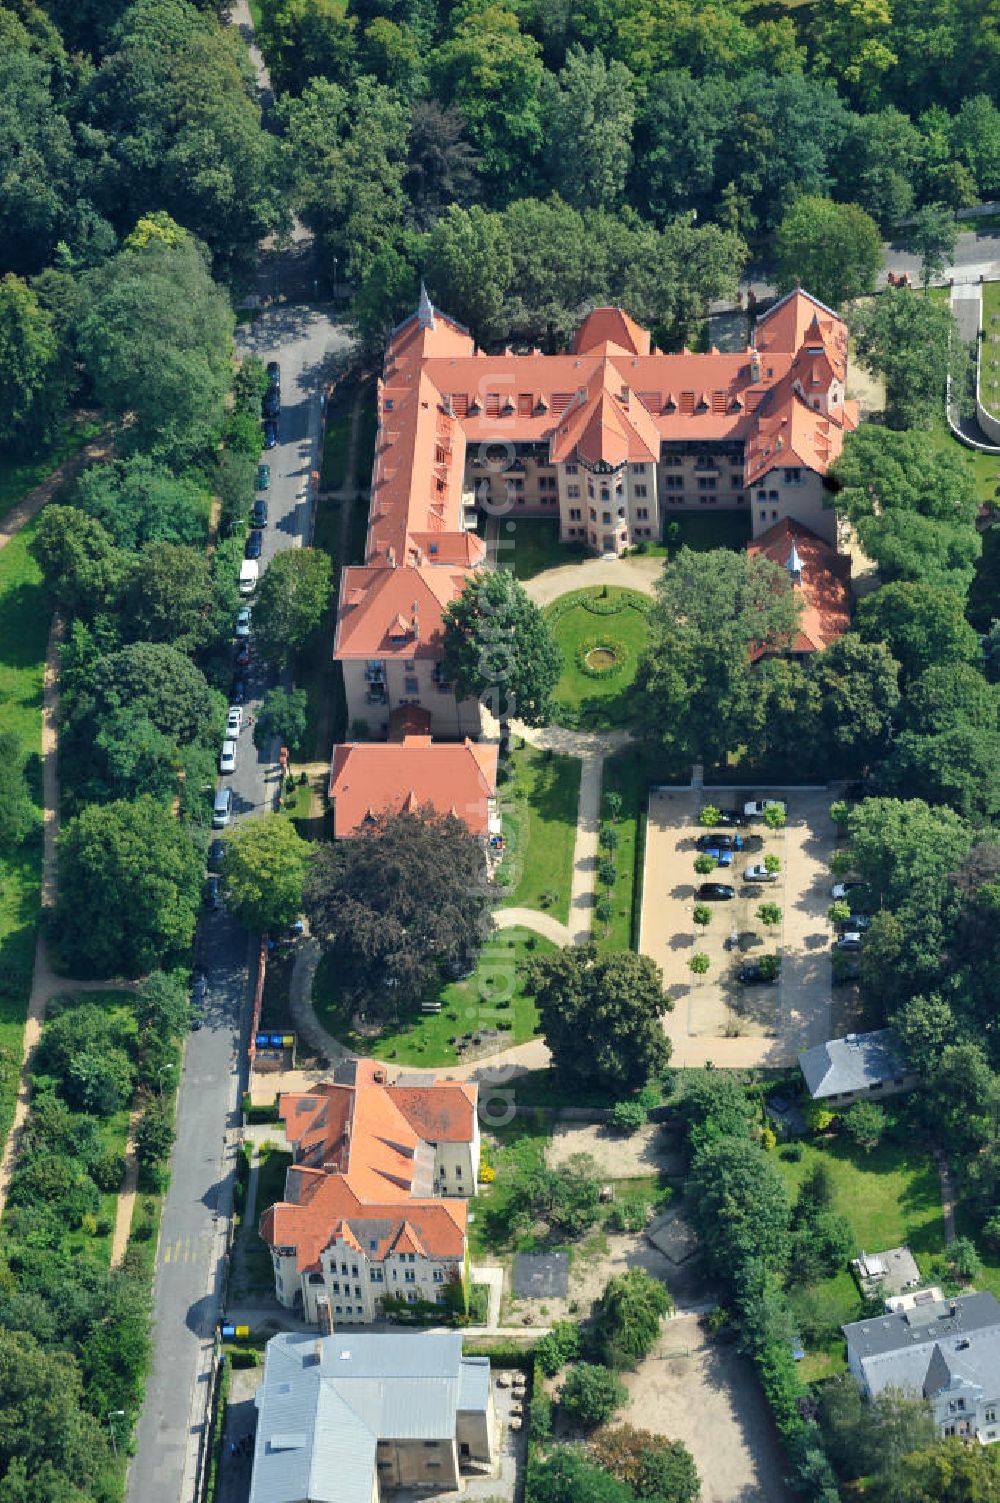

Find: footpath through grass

[773,1134,945,1381]
[0,415,101,524]
[498,743,581,924]
[313,926,554,1067]
[0,523,49,1148]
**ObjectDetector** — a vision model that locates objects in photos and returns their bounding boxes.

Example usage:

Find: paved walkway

[494,908,573,946]
[111,1102,144,1267]
[470,1264,504,1330]
[0,423,113,554]
[934,1148,958,1246]
[522,554,663,607]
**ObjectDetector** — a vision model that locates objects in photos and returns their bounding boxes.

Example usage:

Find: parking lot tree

[55,796,202,977]
[0,273,67,454]
[592,1268,673,1368]
[222,816,312,934]
[636,548,801,763]
[764,855,780,874]
[850,289,968,430]
[442,569,561,726]
[527,947,670,1093]
[831,428,980,596]
[697,804,721,827]
[424,205,513,345]
[688,952,709,974]
[558,1363,628,1431]
[828,900,852,927]
[529,1446,634,1503]
[29,505,126,619]
[692,904,711,926]
[73,455,208,551]
[757,903,781,926]
[77,234,234,464]
[253,548,333,669]
[763,805,786,830]
[774,196,882,308]
[693,854,715,875]
[256,687,309,754]
[120,542,216,653]
[685,1136,792,1284]
[906,202,959,289]
[856,581,980,682]
[304,808,492,1018]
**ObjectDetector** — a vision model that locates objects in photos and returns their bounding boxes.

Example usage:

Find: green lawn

[498,744,581,923]
[230,1144,292,1302]
[0,416,101,524]
[593,748,657,952]
[774,1135,945,1379]
[0,524,50,1151]
[980,279,1000,418]
[354,388,378,489]
[312,927,554,1066]
[546,587,649,731]
[498,518,587,580]
[320,410,350,491]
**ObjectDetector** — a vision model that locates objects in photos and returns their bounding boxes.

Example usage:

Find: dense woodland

[0,0,999,1499]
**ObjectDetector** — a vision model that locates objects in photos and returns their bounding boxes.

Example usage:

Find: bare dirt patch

[545,1121,682,1179]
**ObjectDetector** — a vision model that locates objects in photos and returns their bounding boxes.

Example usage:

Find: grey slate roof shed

[798,1028,910,1100]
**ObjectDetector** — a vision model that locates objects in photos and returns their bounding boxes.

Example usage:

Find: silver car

[743,863,778,883]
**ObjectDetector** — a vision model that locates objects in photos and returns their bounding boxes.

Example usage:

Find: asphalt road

[743,223,1000,302]
[126,304,354,1503]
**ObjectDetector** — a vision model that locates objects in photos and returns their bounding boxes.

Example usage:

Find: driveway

[621,1315,792,1503]
[640,787,835,1068]
[126,306,352,1503]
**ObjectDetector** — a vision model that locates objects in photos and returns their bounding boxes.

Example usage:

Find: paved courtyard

[640,787,837,1067]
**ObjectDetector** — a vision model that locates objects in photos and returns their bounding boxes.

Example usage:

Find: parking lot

[640,787,837,1068]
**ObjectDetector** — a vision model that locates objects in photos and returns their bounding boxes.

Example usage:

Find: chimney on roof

[417,281,435,330]
[620,385,630,405]
[750,349,762,383]
[411,601,420,640]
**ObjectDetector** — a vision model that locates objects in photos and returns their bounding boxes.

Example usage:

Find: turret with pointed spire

[417,280,435,331]
[786,541,804,583]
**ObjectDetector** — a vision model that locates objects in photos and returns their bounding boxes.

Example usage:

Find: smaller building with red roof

[261,1059,480,1326]
[329,734,499,839]
[747,518,851,660]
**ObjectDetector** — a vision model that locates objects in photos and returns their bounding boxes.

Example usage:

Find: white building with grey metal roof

[798,1028,917,1105]
[249,1331,494,1503]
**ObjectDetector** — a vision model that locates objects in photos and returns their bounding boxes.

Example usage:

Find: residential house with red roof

[336,285,857,739]
[329,734,499,839]
[260,1059,480,1326]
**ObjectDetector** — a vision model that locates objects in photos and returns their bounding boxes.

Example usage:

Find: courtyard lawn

[320,409,350,490]
[665,511,752,553]
[545,587,649,731]
[0,524,50,1150]
[312,927,555,1067]
[498,744,581,923]
[498,518,587,580]
[354,397,378,489]
[593,748,655,952]
[774,1134,945,1379]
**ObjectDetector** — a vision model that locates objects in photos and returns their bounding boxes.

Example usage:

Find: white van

[212,788,233,828]
[239,560,259,596]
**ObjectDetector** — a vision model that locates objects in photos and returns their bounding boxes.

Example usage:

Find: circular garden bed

[544,586,651,729]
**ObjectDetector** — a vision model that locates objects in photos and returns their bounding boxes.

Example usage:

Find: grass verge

[593,747,654,952]
[498,744,581,924]
[313,926,554,1067]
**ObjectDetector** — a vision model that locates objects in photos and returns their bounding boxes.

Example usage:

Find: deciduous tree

[906,202,960,289]
[558,1363,628,1430]
[222,817,312,933]
[540,47,635,212]
[850,289,969,430]
[592,1269,672,1367]
[774,196,882,308]
[252,548,332,668]
[442,569,561,726]
[856,581,980,681]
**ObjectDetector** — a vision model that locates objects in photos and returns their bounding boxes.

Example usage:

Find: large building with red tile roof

[329,734,499,839]
[260,1059,480,1326]
[336,286,857,740]
[747,518,851,660]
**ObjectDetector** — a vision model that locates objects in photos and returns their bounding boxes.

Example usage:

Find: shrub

[842,1100,887,1151]
[599,825,619,851]
[948,1235,982,1283]
[608,1099,647,1135]
[829,800,850,829]
[479,1165,495,1184]
[688,953,710,974]
[764,854,781,874]
[692,904,711,926]
[693,854,715,875]
[805,1101,837,1133]
[535,1320,583,1376]
[559,1363,628,1429]
[698,805,721,827]
[595,896,615,924]
[828,900,852,926]
[605,790,623,821]
[606,1195,653,1233]
[598,858,618,887]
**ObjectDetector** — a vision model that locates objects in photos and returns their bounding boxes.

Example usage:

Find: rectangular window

[602,512,611,524]
[634,484,647,498]
[355,1285,362,1298]
[636,507,648,520]
[567,484,580,498]
[455,1165,462,1177]
[340,1263,348,1276]
[405,676,418,694]
[565,464,578,475]
[331,1281,340,1294]
[665,475,683,490]
[731,475,742,489]
[370,1268,384,1282]
[784,467,801,484]
[631,463,646,474]
[569,508,581,521]
[589,507,596,521]
[697,476,716,491]
[404,1270,416,1283]
[433,1269,444,1282]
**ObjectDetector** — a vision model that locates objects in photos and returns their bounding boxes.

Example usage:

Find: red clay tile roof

[328,736,498,837]
[573,306,652,357]
[747,518,851,657]
[261,1180,467,1273]
[334,564,470,660]
[387,1082,477,1143]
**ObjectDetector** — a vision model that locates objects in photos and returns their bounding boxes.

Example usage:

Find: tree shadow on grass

[0,581,49,670]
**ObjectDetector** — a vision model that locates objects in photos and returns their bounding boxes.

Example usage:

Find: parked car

[212,787,233,827]
[701,845,734,867]
[842,912,872,932]
[255,461,270,490]
[713,808,747,827]
[263,419,278,449]
[208,838,225,872]
[832,959,860,985]
[744,798,787,818]
[204,875,221,909]
[831,879,870,903]
[834,930,864,952]
[226,706,243,736]
[266,360,280,389]
[737,957,780,985]
[234,641,252,668]
[743,863,778,883]
[235,606,252,639]
[251,498,268,528]
[219,739,237,774]
[696,882,735,901]
[696,832,744,852]
[230,676,247,705]
[191,968,208,1005]
[262,386,280,420]
[245,528,263,560]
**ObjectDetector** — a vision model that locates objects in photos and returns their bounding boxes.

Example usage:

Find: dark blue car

[245,528,263,559]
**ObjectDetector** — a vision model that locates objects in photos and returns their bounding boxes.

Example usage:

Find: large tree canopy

[304,810,493,1017]
[73,455,209,550]
[635,547,801,764]
[222,816,312,933]
[856,581,980,681]
[442,568,561,726]
[684,1136,792,1283]
[252,548,332,668]
[527,947,670,1093]
[850,289,969,430]
[774,195,883,308]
